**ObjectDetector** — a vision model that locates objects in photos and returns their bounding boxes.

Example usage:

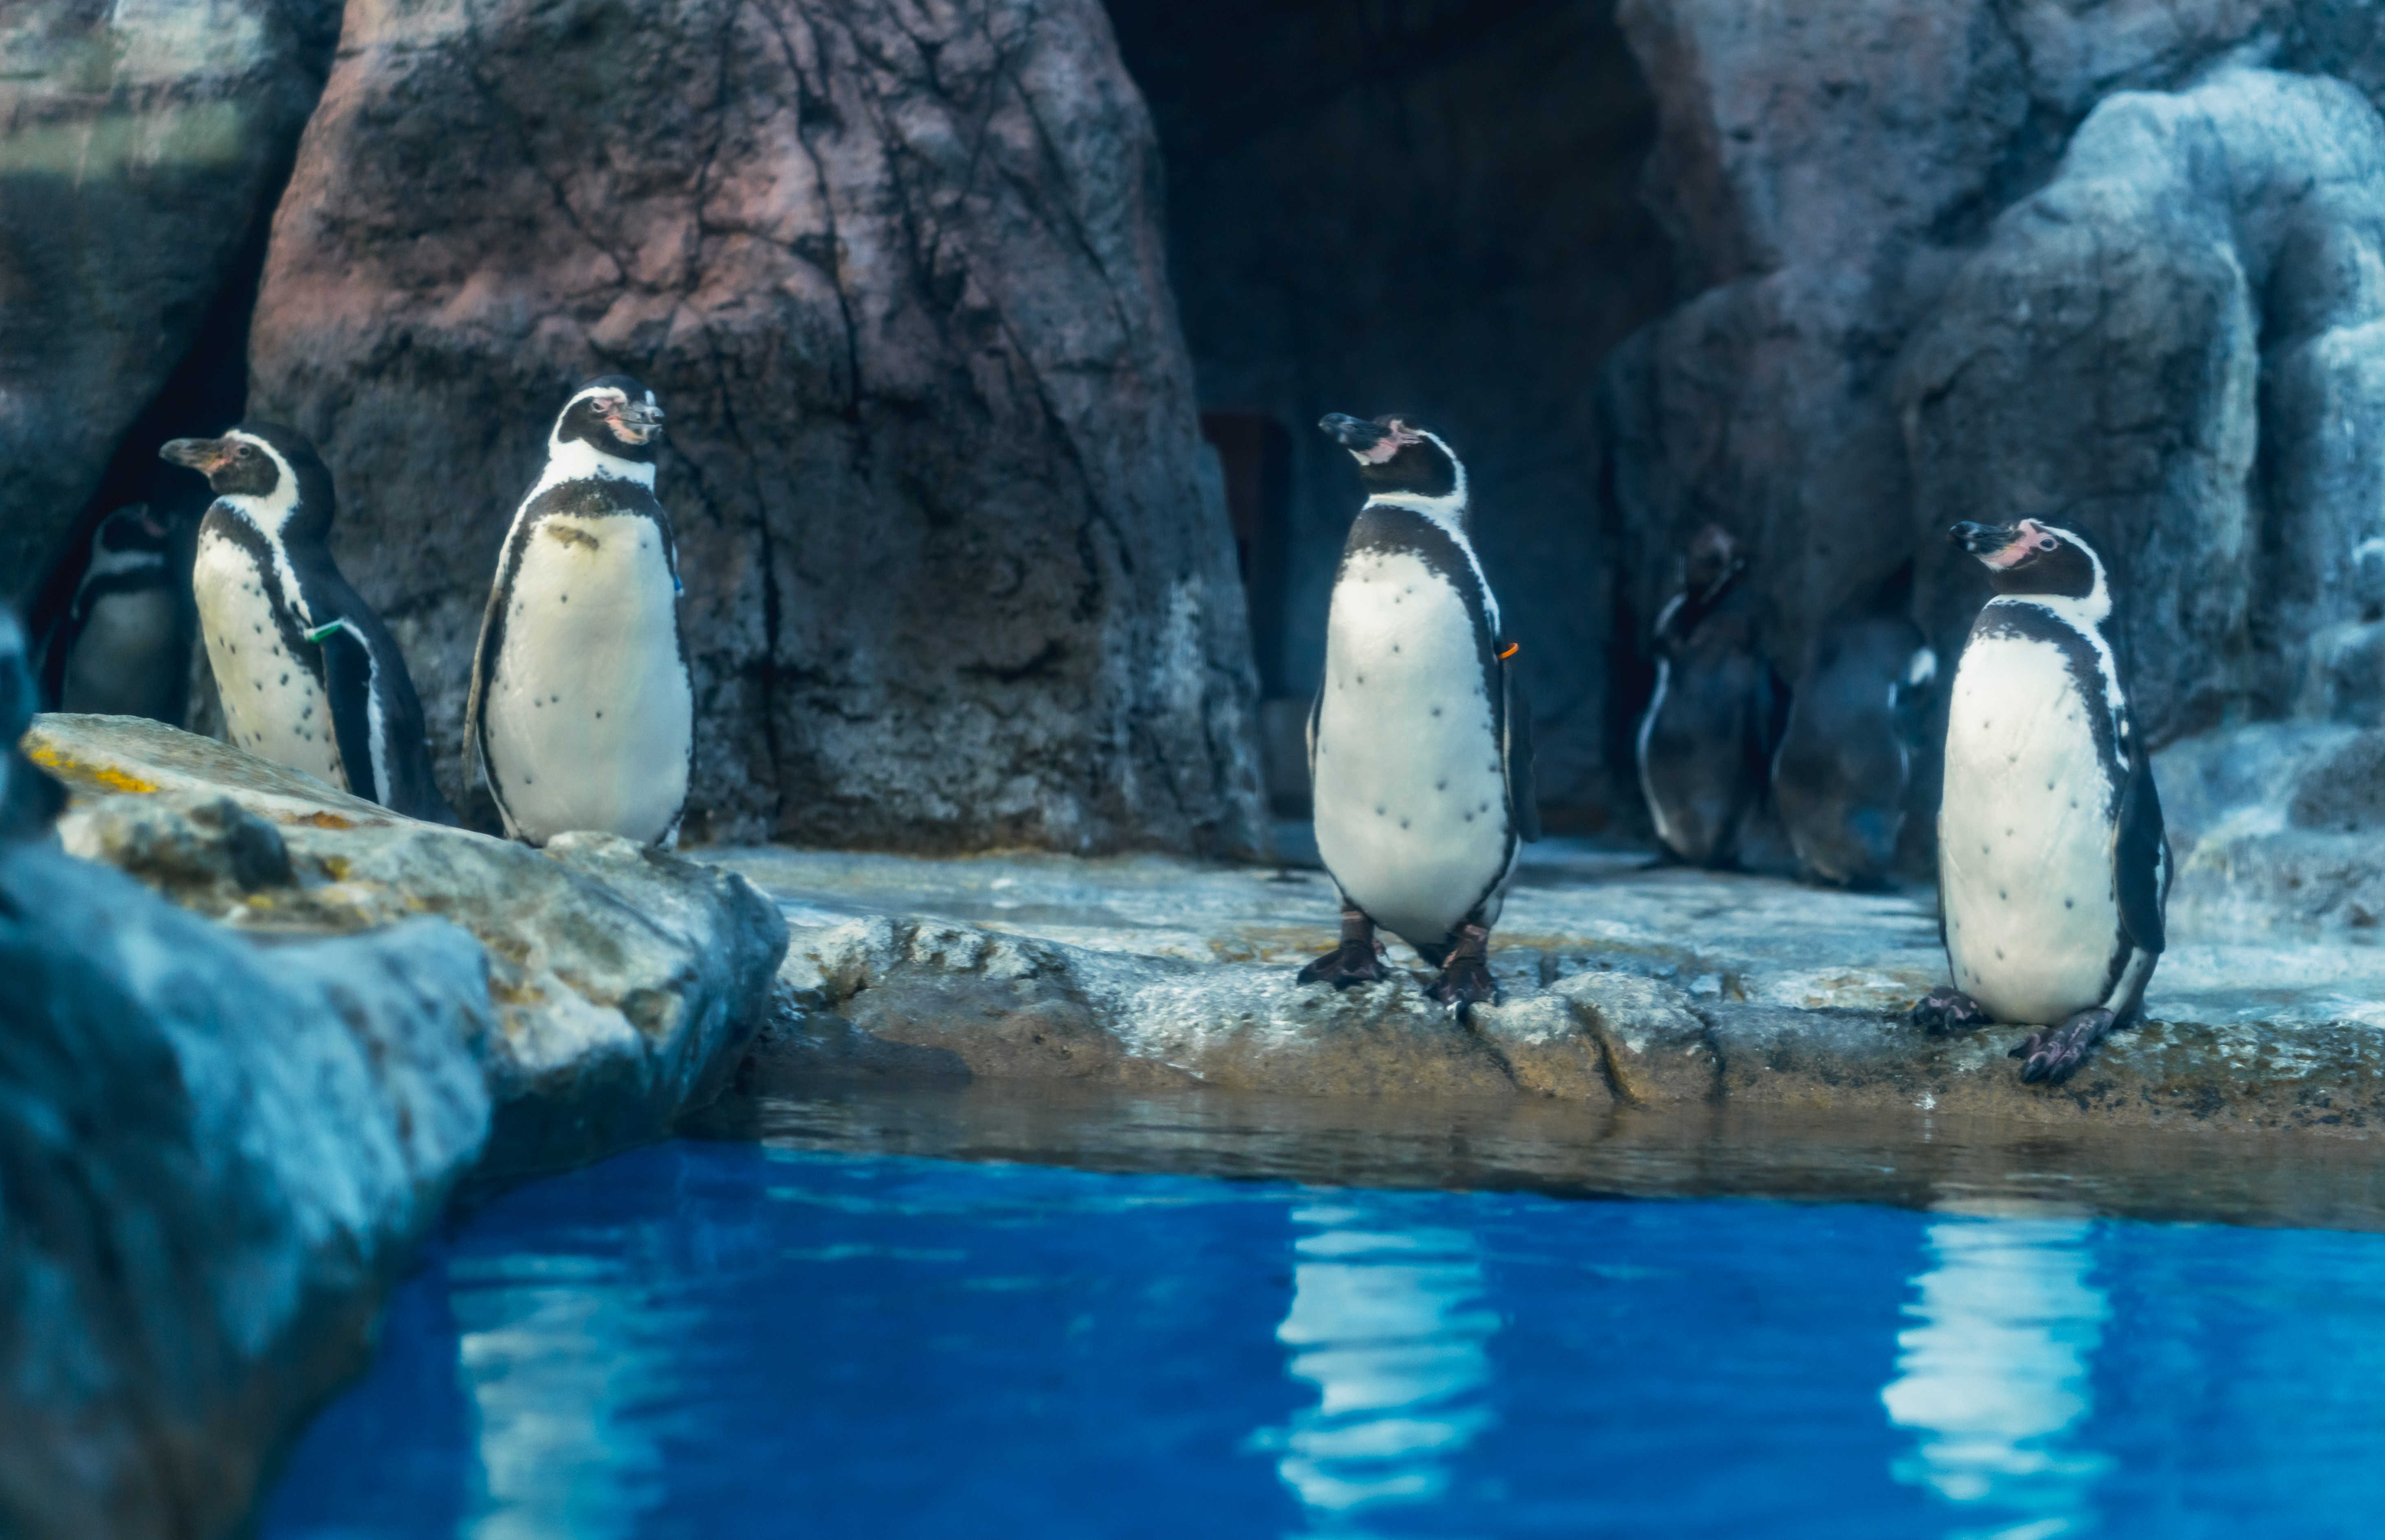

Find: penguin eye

[2035,535,2057,551]
[236,445,255,460]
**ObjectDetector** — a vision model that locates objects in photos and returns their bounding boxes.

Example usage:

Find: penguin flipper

[308,617,384,805]
[1499,648,1540,843]
[2112,737,2169,958]
[1305,687,1320,795]
[464,532,520,835]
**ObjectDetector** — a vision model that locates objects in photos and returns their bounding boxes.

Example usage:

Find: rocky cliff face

[244,0,1265,855]
[0,0,338,589]
[1610,1,2385,759]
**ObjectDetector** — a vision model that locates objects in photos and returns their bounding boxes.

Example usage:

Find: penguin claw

[1426,958,1500,1017]
[2011,1008,2117,1085]
[1297,942,1387,990]
[1910,986,1991,1034]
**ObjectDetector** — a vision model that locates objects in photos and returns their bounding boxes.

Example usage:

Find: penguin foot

[1910,987,1991,1034]
[1427,956,1500,1016]
[1425,923,1500,1017]
[2010,1008,2117,1085]
[1297,941,1388,990]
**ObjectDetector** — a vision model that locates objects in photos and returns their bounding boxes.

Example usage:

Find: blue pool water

[263,1137,2385,1539]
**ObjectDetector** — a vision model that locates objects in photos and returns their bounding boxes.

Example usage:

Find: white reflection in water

[1881,1216,2111,1540]
[451,1253,682,1540]
[1261,1200,1498,1524]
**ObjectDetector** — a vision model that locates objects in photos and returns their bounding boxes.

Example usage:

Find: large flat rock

[27,713,790,1178]
[715,837,2385,1137]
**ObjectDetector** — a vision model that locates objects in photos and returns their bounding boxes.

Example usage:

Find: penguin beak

[608,400,665,446]
[159,437,233,476]
[1319,413,1386,453]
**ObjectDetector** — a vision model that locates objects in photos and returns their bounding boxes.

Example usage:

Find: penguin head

[92,504,171,559]
[158,424,334,542]
[1951,518,2107,604]
[554,376,666,466]
[1683,523,1743,597]
[1319,413,1464,506]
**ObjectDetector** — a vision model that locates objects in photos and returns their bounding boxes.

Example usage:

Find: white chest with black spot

[1938,626,2123,1025]
[483,510,691,846]
[192,527,344,789]
[1311,548,1512,950]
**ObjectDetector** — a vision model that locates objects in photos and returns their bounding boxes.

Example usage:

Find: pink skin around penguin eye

[1984,518,2048,569]
[1357,420,1424,464]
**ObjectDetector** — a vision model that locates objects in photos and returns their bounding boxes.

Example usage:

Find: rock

[763,915,1520,1098]
[1607,6,2385,774]
[724,837,2385,1135]
[244,0,1264,856]
[26,712,790,1179]
[1903,68,2385,741]
[1551,969,1718,1106]
[0,0,338,593]
[0,838,492,1540]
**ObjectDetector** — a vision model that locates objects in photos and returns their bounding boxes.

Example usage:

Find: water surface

[264,1117,2385,1539]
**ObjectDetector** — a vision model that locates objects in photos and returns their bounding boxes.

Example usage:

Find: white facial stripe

[1365,431,1498,634]
[214,432,315,628]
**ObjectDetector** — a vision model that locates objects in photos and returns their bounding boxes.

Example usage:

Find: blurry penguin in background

[1771,560,1936,889]
[22,503,195,723]
[1635,524,1785,868]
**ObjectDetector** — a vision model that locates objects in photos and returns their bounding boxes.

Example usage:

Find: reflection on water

[1261,1200,1498,1526]
[1882,1216,2110,1539]
[450,1252,682,1540]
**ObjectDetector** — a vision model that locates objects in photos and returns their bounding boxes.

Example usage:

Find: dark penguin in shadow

[1911,518,2169,1085]
[1635,524,1785,867]
[160,424,457,824]
[22,503,195,722]
[1298,412,1538,1014]
[1771,560,1937,889]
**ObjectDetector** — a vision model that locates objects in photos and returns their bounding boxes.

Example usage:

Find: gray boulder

[27,712,790,1179]
[244,0,1265,856]
[1902,68,2385,741]
[0,0,338,591]
[0,843,491,1540]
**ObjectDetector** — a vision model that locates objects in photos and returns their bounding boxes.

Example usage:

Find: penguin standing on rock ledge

[468,376,692,849]
[160,424,455,824]
[1298,413,1538,1014]
[1912,518,2169,1085]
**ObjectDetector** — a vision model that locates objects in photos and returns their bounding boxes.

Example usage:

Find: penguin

[24,503,193,722]
[1770,560,1936,889]
[1910,518,2170,1085]
[466,376,691,848]
[158,424,457,824]
[1298,412,1538,1013]
[1635,524,1786,867]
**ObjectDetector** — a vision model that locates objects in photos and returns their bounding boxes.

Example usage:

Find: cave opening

[1104,0,1677,830]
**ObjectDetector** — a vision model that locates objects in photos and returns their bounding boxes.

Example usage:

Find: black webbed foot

[1298,940,1387,989]
[1298,907,1387,990]
[1425,923,1499,1018]
[1427,956,1500,1015]
[2010,1007,2117,1085]
[1910,986,1991,1033]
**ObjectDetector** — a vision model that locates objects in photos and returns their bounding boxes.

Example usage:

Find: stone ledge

[28,714,791,1180]
[750,914,2385,1137]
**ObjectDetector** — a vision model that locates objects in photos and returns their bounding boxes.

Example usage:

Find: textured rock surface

[1903,67,2385,739]
[0,838,491,1540]
[0,0,336,591]
[723,836,2385,1136]
[245,0,1263,855]
[27,712,789,1178]
[1607,3,2385,763]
